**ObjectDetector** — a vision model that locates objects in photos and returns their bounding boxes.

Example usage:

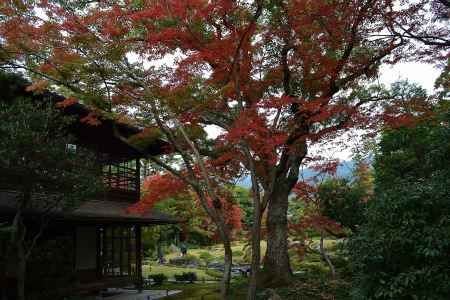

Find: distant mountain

[237,160,357,188]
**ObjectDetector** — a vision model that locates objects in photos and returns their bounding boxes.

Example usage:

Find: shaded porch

[71,201,178,295]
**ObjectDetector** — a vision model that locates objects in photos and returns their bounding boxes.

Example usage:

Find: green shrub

[350,181,450,300]
[169,254,199,266]
[167,244,179,254]
[148,273,167,286]
[174,272,198,283]
[232,250,244,257]
[185,272,198,283]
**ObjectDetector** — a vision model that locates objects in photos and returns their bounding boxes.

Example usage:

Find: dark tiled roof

[0,72,171,161]
[61,101,170,161]
[70,199,178,224]
[0,190,178,225]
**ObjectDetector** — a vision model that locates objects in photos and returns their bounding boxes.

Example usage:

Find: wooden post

[73,226,77,271]
[120,227,124,276]
[128,227,132,276]
[136,225,143,292]
[96,226,101,278]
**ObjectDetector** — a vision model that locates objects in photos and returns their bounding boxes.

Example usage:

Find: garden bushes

[148,273,168,286]
[169,254,200,266]
[174,272,198,283]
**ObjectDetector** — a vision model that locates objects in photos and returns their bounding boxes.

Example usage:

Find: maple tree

[130,173,243,241]
[0,1,447,298]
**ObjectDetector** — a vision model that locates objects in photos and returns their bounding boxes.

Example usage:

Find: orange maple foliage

[56,97,78,108]
[25,80,48,93]
[128,173,242,235]
[80,112,101,126]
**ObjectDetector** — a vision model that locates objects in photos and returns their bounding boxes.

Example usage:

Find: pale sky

[206,62,442,161]
[309,62,442,161]
[379,62,441,94]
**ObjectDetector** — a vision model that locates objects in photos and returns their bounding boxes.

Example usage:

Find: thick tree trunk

[262,188,292,287]
[247,201,262,300]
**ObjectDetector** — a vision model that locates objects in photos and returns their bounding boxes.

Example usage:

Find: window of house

[100,226,136,277]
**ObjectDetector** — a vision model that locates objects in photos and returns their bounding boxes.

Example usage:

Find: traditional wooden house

[0,75,177,298]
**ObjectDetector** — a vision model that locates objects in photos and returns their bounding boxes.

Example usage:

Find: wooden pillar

[135,225,143,292]
[96,226,101,279]
[128,227,132,277]
[0,236,7,300]
[119,227,123,276]
[73,226,77,270]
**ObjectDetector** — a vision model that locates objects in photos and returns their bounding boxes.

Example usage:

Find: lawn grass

[147,283,231,300]
[149,282,250,300]
[143,264,218,281]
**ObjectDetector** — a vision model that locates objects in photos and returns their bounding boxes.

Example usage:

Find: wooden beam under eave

[135,225,143,292]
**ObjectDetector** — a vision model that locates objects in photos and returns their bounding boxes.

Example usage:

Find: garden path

[103,289,181,300]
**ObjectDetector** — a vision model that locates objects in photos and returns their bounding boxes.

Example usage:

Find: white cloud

[379,62,441,93]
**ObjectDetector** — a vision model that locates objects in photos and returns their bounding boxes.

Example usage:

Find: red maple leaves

[128,172,242,236]
[128,174,188,214]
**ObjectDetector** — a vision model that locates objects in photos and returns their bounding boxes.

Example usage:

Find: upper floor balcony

[101,159,140,203]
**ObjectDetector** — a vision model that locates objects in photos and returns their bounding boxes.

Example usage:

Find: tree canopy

[349,103,450,300]
[0,1,448,298]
